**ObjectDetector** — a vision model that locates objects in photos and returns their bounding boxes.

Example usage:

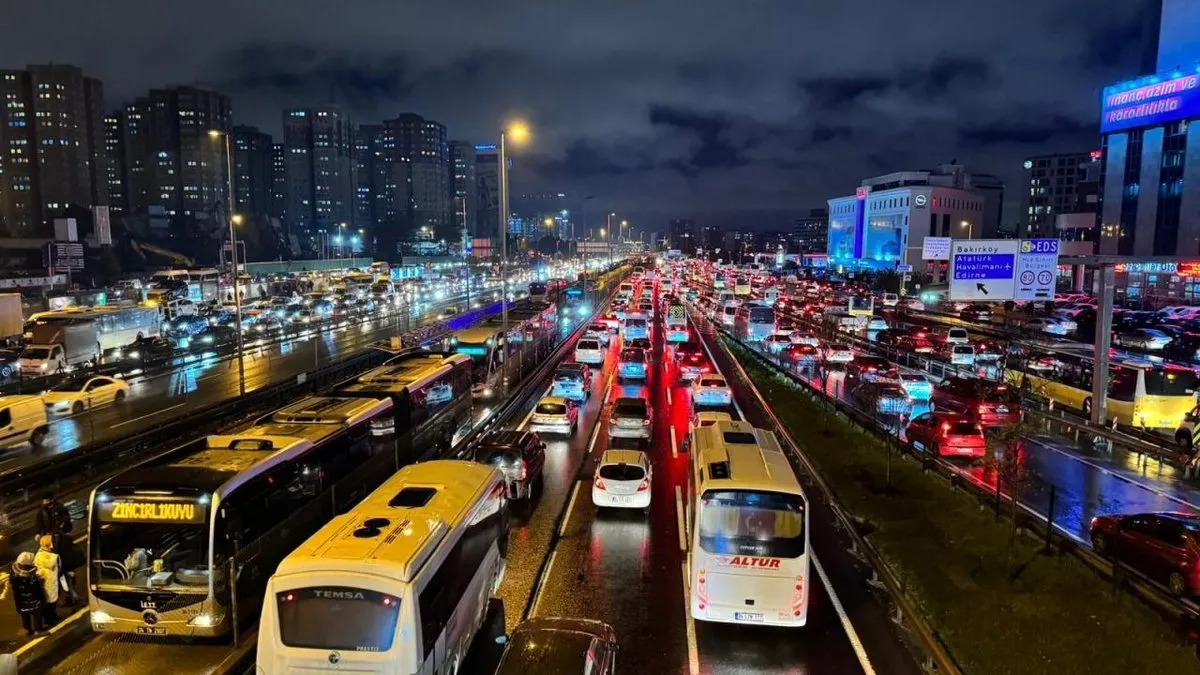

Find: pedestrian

[56,534,82,605]
[33,535,60,627]
[0,552,46,636]
[35,496,70,548]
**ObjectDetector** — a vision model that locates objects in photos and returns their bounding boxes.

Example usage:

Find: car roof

[613,396,647,408]
[600,449,648,466]
[539,396,570,405]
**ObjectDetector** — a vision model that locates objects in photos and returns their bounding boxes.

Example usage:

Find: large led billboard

[1101,70,1200,134]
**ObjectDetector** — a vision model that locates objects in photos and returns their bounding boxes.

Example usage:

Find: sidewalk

[0,542,86,655]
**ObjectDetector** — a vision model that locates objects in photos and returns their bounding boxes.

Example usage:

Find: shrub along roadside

[727,339,1200,675]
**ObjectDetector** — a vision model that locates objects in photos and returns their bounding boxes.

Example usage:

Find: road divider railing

[0,300,510,563]
[711,310,1200,651]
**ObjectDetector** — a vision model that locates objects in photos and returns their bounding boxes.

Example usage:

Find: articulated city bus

[87,395,396,638]
[686,421,810,627]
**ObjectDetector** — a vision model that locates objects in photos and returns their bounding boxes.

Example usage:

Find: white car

[583,323,610,345]
[824,344,855,364]
[898,298,925,311]
[691,374,733,407]
[42,376,129,415]
[592,449,652,511]
[528,396,579,435]
[791,333,821,347]
[881,293,899,307]
[1023,317,1071,336]
[609,397,653,439]
[575,338,605,365]
[764,333,793,354]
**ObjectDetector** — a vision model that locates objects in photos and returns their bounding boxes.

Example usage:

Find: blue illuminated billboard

[1101,70,1200,133]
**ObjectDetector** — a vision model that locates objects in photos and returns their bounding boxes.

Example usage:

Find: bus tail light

[791,575,805,616]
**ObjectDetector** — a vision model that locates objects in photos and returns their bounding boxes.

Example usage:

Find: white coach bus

[257,460,507,673]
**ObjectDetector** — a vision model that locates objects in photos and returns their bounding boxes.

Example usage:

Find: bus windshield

[698,489,806,558]
[90,505,210,589]
[748,307,775,324]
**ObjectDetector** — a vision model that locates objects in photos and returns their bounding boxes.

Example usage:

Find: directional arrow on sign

[976,283,988,295]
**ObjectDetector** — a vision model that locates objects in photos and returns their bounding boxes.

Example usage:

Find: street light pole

[499,130,509,396]
[212,129,245,397]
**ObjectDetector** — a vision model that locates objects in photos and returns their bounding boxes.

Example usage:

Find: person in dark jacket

[35,497,71,545]
[56,535,81,605]
[0,552,47,635]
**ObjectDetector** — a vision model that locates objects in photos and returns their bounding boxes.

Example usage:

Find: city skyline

[0,0,1161,230]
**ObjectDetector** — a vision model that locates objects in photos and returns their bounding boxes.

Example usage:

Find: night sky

[3,0,1158,233]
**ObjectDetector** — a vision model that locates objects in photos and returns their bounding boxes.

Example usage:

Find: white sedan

[898,298,926,311]
[691,374,733,407]
[592,449,652,511]
[43,376,130,415]
[1023,317,1071,336]
[528,396,579,435]
[764,333,793,354]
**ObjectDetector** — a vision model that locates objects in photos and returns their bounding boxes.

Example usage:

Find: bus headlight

[91,610,113,624]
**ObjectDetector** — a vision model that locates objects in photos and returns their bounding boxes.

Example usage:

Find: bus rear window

[748,307,775,323]
[276,587,400,652]
[698,490,806,558]
[1146,369,1200,397]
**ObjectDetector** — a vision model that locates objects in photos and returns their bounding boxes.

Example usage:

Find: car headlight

[128,351,141,360]
[91,610,113,624]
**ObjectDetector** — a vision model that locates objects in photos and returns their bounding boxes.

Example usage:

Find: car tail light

[518,462,527,481]
[977,405,988,415]
[643,417,651,425]
[610,417,618,425]
[595,477,607,490]
[940,422,951,435]
[637,479,650,492]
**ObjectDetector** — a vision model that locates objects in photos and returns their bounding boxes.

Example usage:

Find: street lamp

[209,129,245,397]
[499,120,532,396]
[960,220,974,239]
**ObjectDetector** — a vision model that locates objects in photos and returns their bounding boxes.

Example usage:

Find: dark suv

[930,376,1021,426]
[496,617,618,675]
[474,429,546,500]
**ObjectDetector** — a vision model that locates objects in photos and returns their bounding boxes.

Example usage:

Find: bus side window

[418,564,451,659]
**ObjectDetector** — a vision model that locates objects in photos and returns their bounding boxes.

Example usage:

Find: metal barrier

[715,315,1200,650]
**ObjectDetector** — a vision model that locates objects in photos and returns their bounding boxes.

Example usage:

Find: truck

[665,304,689,343]
[0,294,23,342]
[19,321,100,375]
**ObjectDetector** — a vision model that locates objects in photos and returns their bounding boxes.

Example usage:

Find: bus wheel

[1177,432,1192,449]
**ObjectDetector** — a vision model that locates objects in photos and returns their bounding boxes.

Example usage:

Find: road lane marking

[530,549,558,617]
[670,425,678,459]
[560,482,582,537]
[112,402,186,428]
[680,562,701,675]
[666,387,672,406]
[674,485,687,551]
[813,552,877,675]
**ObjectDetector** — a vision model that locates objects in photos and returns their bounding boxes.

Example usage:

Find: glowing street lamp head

[231,213,244,225]
[506,121,531,145]
[207,130,222,139]
[599,228,607,237]
[621,220,628,227]
[543,217,554,227]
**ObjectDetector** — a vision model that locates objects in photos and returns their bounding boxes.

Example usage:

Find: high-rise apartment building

[449,141,476,238]
[669,218,695,250]
[232,125,273,218]
[475,145,500,239]
[794,208,828,253]
[283,106,355,254]
[270,142,286,224]
[0,64,107,237]
[107,86,232,243]
[1019,151,1097,238]
[104,110,127,215]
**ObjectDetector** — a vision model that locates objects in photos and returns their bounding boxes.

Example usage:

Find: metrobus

[150,268,220,302]
[337,351,473,461]
[86,395,397,638]
[733,276,752,297]
[734,304,776,342]
[257,460,506,674]
[1003,343,1200,430]
[686,420,809,627]
[561,286,589,321]
[452,302,558,401]
[27,305,161,351]
[528,282,548,302]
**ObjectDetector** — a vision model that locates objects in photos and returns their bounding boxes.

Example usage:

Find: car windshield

[620,349,644,363]
[20,347,51,359]
[536,402,567,416]
[599,463,646,481]
[577,340,600,350]
[614,400,647,417]
[699,377,724,387]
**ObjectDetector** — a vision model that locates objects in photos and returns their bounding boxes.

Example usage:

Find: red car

[905,412,986,458]
[930,376,1021,426]
[1090,512,1200,596]
[784,343,821,364]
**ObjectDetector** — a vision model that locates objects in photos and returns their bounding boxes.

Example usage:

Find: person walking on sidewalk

[0,552,47,636]
[56,534,81,605]
[33,535,60,627]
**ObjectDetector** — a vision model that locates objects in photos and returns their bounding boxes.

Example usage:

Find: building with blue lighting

[826,169,989,281]
[1098,0,1200,257]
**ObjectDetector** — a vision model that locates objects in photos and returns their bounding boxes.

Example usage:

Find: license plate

[136,626,167,635]
[996,406,1009,413]
[613,495,631,504]
[734,612,764,622]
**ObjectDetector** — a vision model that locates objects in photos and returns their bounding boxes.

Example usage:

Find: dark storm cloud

[0,0,1158,228]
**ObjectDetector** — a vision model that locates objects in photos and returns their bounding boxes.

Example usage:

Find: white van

[0,396,49,448]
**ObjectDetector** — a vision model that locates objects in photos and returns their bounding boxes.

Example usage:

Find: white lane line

[674,485,687,552]
[518,384,554,430]
[112,402,186,429]
[680,562,701,675]
[560,482,582,537]
[813,552,877,675]
[670,425,678,459]
[666,387,673,406]
[530,549,558,617]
